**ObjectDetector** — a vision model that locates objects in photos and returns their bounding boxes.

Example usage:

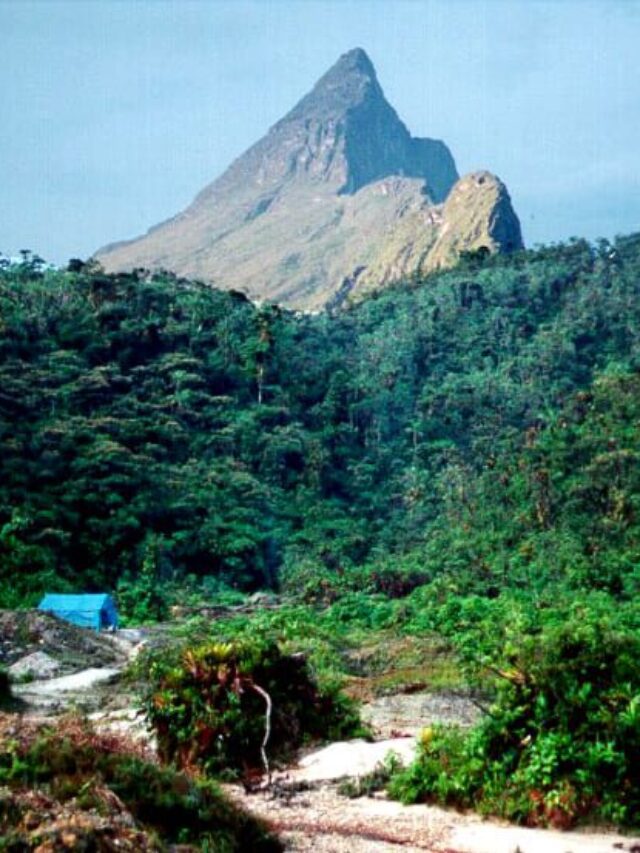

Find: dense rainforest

[1,237,640,608]
[2,237,640,828]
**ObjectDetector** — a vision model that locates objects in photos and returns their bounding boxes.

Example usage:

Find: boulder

[9,651,61,680]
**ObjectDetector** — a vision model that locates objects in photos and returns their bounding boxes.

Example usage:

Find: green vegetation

[389,600,640,827]
[338,752,403,799]
[141,636,363,777]
[2,234,640,826]
[2,239,640,604]
[160,593,464,698]
[0,715,281,851]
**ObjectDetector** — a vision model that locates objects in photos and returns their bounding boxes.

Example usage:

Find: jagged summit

[284,47,381,122]
[195,46,456,201]
[334,46,376,76]
[97,50,522,310]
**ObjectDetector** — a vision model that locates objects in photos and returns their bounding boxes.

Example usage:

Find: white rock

[14,666,120,694]
[289,737,417,783]
[9,651,61,680]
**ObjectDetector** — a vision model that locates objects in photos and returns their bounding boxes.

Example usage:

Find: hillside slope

[2,235,639,606]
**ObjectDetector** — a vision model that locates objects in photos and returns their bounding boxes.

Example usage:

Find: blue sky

[1,0,639,263]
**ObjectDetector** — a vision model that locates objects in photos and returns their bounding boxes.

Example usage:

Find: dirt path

[226,779,640,853]
[225,691,639,853]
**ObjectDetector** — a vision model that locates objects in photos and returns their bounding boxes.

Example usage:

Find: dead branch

[248,681,273,785]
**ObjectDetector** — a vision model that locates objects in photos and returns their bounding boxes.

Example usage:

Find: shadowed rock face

[201,47,457,201]
[97,49,522,310]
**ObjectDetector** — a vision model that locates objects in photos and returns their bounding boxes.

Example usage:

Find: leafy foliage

[389,606,640,828]
[3,236,640,827]
[141,637,363,777]
[2,236,640,604]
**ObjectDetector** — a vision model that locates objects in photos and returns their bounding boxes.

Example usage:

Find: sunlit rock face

[97,49,521,311]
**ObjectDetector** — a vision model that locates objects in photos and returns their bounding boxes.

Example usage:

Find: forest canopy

[1,236,640,609]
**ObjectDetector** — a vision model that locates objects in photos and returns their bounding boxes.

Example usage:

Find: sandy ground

[226,781,640,853]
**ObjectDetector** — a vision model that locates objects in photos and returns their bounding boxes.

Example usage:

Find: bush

[142,637,364,777]
[389,610,640,828]
[338,752,403,799]
[0,715,281,850]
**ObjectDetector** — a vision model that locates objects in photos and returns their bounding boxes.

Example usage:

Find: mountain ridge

[97,48,522,309]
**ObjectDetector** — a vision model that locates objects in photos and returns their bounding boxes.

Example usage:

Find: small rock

[9,651,61,680]
[288,738,417,783]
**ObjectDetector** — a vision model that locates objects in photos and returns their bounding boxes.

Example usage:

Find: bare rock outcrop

[352,171,523,299]
[97,50,522,310]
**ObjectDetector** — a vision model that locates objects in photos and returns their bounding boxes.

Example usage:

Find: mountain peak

[97,51,524,311]
[271,48,456,198]
[329,47,377,80]
[285,47,381,123]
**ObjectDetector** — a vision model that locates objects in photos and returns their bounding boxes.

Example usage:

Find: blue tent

[38,593,119,631]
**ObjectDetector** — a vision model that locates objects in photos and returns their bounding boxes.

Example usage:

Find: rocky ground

[227,782,640,853]
[1,610,151,745]
[361,691,481,738]
[0,609,128,676]
[2,611,639,853]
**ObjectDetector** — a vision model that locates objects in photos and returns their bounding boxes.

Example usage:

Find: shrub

[338,751,404,799]
[0,715,281,851]
[141,637,364,778]
[389,611,640,828]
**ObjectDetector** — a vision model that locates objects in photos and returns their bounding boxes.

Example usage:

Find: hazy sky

[1,0,639,263]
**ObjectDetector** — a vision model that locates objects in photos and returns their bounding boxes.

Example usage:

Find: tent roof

[39,593,115,612]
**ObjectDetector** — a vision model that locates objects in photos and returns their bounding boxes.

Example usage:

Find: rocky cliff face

[426,171,523,269]
[97,49,522,310]
[353,171,523,298]
[202,48,457,202]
